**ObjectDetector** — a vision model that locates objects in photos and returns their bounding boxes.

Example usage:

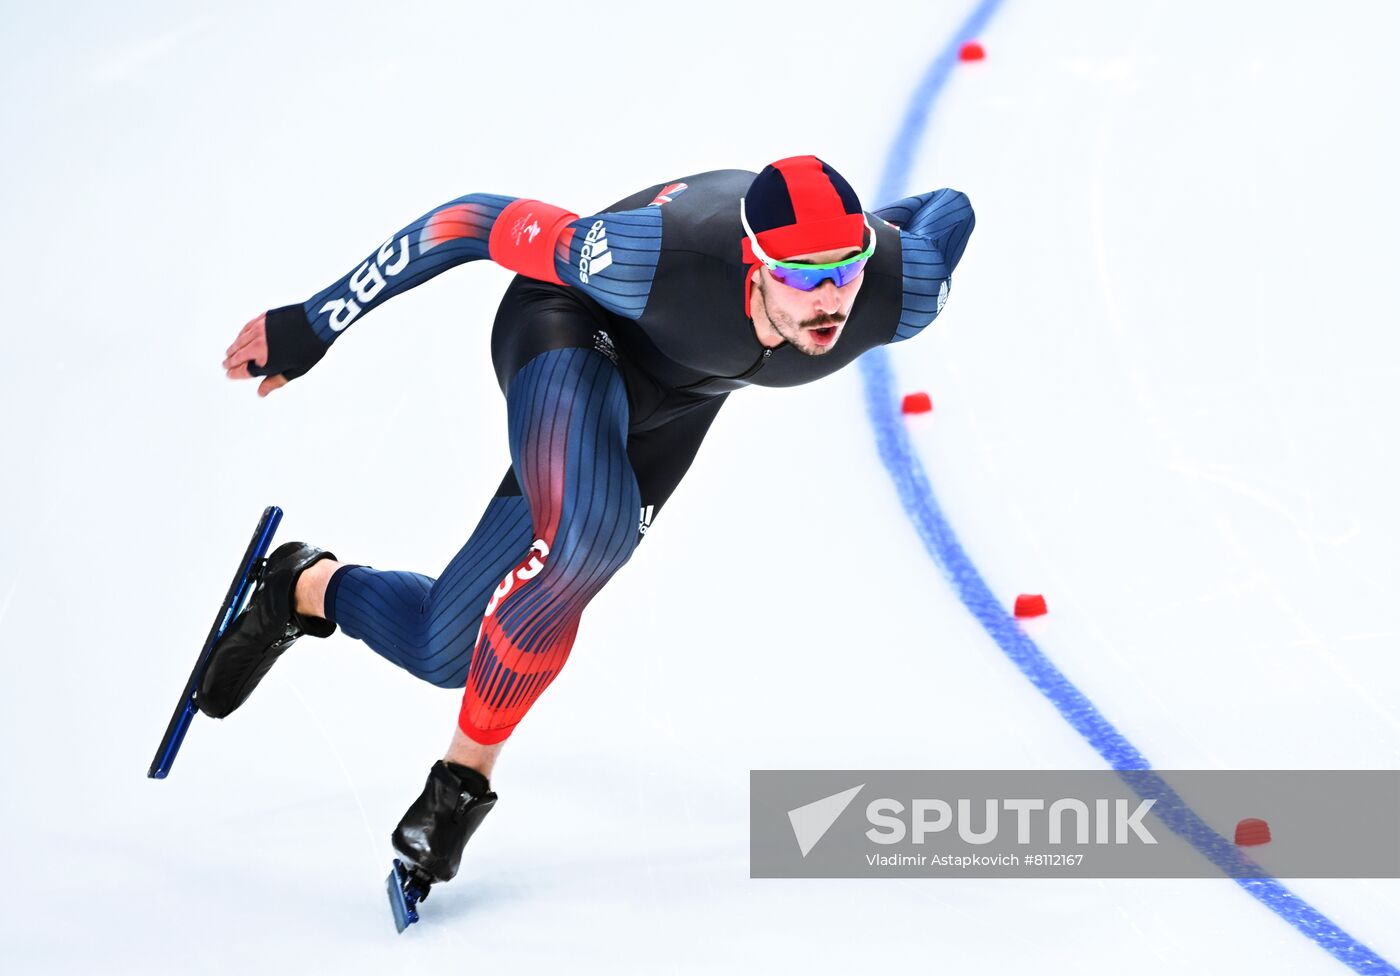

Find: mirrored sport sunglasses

[740,197,876,291]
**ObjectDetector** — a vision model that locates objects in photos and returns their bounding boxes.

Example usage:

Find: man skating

[204,156,974,899]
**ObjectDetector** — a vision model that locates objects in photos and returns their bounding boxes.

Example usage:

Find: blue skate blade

[148,506,283,778]
[387,860,420,933]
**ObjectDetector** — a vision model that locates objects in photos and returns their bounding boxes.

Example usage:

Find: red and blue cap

[740,155,867,264]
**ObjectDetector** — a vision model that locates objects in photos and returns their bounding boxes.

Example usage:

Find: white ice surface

[1,1,1398,973]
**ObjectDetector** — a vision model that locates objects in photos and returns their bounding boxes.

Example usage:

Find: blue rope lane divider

[861,1,1398,972]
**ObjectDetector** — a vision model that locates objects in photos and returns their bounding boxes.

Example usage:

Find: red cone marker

[901,392,933,415]
[1014,594,1047,618]
[959,41,985,62]
[1235,818,1272,846]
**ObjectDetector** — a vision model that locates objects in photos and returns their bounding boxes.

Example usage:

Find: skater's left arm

[874,188,975,343]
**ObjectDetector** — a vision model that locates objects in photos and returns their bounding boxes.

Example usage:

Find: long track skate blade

[387,859,423,933]
[148,505,283,779]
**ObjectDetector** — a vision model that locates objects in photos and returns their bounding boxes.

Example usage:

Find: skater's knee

[482,515,635,625]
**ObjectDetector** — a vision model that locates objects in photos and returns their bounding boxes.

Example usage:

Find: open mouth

[809,325,839,345]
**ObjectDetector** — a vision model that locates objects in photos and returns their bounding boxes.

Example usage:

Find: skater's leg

[388,345,636,888]
[457,345,641,744]
[318,494,535,688]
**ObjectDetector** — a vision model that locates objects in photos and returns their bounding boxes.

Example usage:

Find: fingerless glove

[248,304,330,381]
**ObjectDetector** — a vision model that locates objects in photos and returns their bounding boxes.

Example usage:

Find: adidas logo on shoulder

[579,220,613,283]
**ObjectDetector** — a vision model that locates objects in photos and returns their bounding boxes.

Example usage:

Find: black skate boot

[392,760,499,886]
[196,541,337,719]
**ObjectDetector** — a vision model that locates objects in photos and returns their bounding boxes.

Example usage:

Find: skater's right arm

[225,193,516,391]
[224,193,662,393]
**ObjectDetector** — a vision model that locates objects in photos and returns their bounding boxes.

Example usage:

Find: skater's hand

[223,313,289,398]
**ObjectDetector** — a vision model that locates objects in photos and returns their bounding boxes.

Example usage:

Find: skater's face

[751,246,866,356]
